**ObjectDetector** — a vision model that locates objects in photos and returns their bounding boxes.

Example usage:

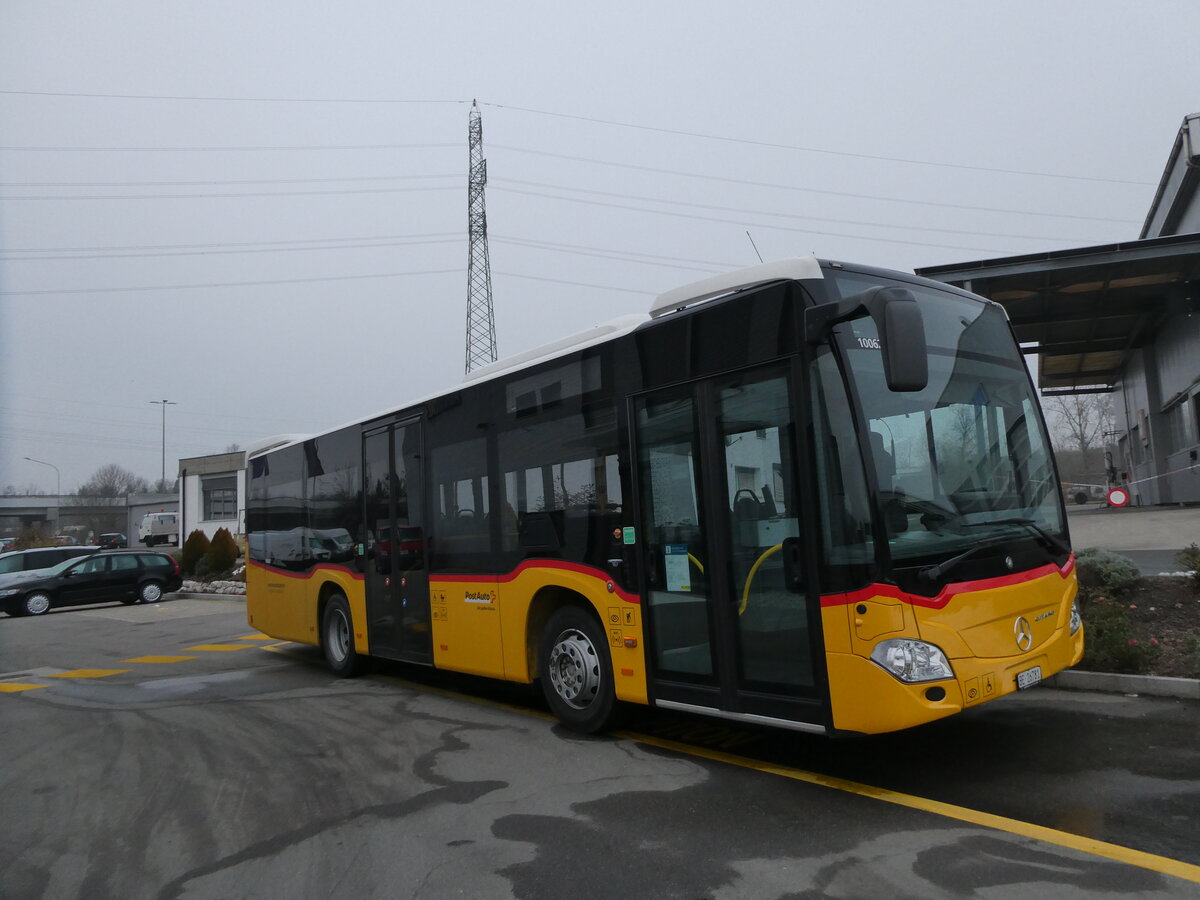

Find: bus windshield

[830,273,1066,567]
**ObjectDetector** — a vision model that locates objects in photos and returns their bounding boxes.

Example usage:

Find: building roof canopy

[916,233,1200,394]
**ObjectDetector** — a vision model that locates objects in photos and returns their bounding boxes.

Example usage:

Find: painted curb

[1047,669,1200,700]
[171,591,245,601]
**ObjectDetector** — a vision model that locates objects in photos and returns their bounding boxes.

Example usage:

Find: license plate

[1016,665,1042,690]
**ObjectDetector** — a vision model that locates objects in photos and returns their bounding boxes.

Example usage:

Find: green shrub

[1075,547,1141,595]
[180,530,211,576]
[205,527,239,575]
[1078,596,1160,674]
[1186,634,1200,679]
[1175,543,1200,591]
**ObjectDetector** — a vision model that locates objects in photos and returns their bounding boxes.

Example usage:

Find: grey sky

[1,1,1197,493]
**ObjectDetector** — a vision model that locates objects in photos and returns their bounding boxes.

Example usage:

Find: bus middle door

[634,366,822,727]
[363,419,432,664]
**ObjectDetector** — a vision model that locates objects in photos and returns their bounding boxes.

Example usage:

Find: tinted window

[306,428,361,567]
[251,444,306,570]
[137,554,171,568]
[498,403,622,568]
[111,555,139,571]
[76,556,108,575]
[430,437,490,569]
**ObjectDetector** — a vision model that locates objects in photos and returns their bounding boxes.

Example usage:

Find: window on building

[203,475,237,520]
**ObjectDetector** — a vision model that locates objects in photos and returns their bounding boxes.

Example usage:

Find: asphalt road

[2,596,1198,899]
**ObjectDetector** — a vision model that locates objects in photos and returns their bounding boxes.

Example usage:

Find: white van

[139,512,179,547]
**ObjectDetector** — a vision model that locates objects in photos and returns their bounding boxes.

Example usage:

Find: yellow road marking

[237,634,275,641]
[0,683,48,693]
[369,672,1200,885]
[613,731,1200,886]
[185,643,251,652]
[206,647,1200,883]
[123,655,197,664]
[48,669,130,679]
[260,641,306,654]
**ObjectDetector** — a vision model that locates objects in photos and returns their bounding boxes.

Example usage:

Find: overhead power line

[0,142,459,152]
[489,144,1141,225]
[491,177,1100,244]
[480,102,1153,187]
[0,89,467,105]
[3,185,459,201]
[2,232,463,254]
[0,269,461,297]
[0,88,1147,185]
[10,394,301,427]
[0,173,460,187]
[1,237,463,262]
[492,235,740,272]
[490,186,1016,254]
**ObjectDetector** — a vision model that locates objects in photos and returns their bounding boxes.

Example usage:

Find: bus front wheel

[322,594,366,677]
[539,605,616,733]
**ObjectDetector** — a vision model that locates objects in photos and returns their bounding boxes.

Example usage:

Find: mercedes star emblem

[1014,616,1033,652]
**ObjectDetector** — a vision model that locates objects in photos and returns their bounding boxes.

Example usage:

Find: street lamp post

[24,456,61,532]
[150,400,177,492]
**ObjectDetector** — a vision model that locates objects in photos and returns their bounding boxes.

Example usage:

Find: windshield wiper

[963,517,1070,556]
[918,535,1013,584]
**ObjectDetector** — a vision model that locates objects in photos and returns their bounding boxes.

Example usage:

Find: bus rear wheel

[322,594,366,677]
[539,605,616,733]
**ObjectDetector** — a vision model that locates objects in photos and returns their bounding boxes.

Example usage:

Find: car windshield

[828,273,1066,566]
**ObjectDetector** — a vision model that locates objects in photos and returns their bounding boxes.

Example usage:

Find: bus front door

[363,419,432,664]
[634,367,823,728]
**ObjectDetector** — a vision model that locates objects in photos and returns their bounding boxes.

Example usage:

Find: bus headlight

[1069,599,1082,635]
[870,639,954,683]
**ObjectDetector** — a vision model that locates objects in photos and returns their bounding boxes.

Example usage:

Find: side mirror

[805,286,929,392]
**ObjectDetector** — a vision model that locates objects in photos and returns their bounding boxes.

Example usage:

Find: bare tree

[1044,394,1113,456]
[1044,394,1114,485]
[77,464,150,498]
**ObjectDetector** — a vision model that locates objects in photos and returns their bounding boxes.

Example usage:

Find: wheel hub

[328,610,350,661]
[548,628,600,709]
[26,594,50,615]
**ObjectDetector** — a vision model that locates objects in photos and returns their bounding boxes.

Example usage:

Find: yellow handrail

[739,543,783,615]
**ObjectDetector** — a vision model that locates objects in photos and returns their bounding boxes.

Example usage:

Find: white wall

[180,469,246,542]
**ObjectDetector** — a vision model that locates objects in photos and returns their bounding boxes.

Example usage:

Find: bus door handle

[781,537,804,593]
[607,548,640,586]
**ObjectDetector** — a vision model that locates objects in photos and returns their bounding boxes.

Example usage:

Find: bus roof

[649,257,823,319]
[250,258,828,460]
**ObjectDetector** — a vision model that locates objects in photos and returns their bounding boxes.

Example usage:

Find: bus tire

[322,593,366,677]
[539,605,616,733]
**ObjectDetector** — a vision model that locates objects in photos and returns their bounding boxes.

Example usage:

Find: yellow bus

[246,258,1083,736]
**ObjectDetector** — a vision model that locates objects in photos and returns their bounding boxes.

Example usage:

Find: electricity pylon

[465,100,497,373]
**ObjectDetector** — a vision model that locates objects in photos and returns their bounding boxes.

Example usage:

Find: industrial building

[919,112,1200,505]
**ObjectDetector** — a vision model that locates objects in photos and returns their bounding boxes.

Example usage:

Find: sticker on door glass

[664,544,691,592]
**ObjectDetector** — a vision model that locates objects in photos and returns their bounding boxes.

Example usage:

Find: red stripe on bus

[247,560,365,581]
[819,555,1075,610]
